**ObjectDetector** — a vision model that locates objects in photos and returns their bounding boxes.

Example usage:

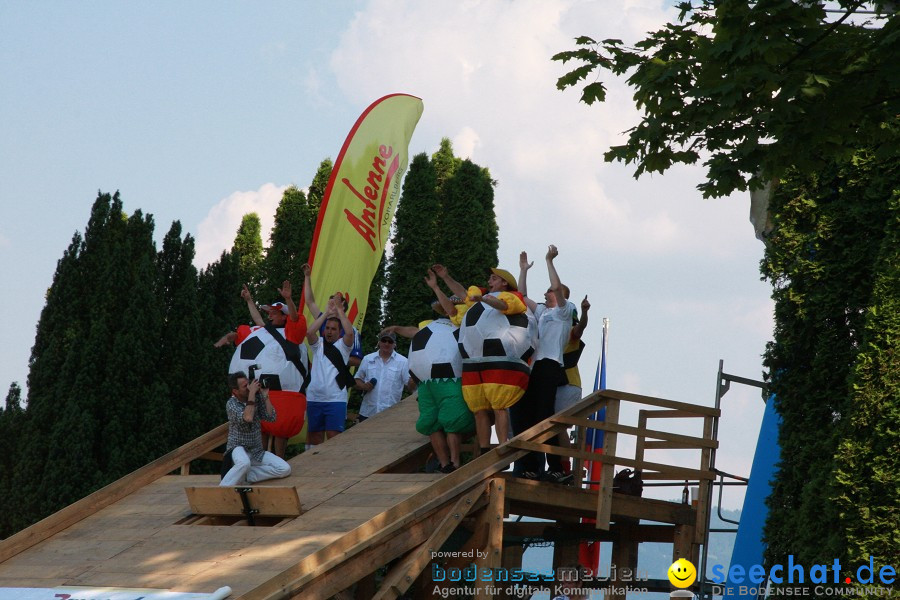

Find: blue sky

[0,0,773,509]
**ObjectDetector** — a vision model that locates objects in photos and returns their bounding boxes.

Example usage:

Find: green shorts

[416,378,475,436]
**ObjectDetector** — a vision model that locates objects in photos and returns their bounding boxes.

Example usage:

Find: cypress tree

[762,150,899,565]
[157,221,214,446]
[360,255,387,350]
[435,158,498,288]
[262,186,314,293]
[233,213,264,292]
[431,138,460,193]
[19,192,131,523]
[383,153,441,347]
[306,158,333,242]
[0,383,23,537]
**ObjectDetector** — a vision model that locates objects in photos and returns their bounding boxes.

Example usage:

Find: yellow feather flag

[305,94,424,330]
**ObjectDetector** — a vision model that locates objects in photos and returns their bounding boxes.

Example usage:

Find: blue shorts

[307,401,347,433]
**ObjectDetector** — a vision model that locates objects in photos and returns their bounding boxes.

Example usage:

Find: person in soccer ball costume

[452,264,535,455]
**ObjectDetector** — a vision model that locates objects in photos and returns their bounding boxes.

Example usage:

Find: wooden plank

[550,415,718,449]
[482,478,505,571]
[695,415,714,544]
[503,477,696,525]
[237,446,531,600]
[596,398,618,530]
[283,504,454,600]
[185,486,301,517]
[509,440,717,481]
[0,422,228,565]
[373,484,486,599]
[594,389,720,417]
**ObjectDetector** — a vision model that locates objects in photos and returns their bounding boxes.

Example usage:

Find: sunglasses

[379,337,395,344]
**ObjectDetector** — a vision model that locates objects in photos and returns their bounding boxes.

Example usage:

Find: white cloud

[452,126,481,159]
[328,0,772,509]
[193,183,288,269]
[327,0,745,260]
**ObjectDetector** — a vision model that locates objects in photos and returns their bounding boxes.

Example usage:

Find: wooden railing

[506,388,719,531]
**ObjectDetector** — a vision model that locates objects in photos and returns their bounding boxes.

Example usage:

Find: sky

[0,1,774,510]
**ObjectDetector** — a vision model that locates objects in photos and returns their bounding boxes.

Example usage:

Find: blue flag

[585,318,608,450]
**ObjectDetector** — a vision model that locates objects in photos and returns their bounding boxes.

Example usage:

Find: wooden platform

[0,396,438,597]
[0,388,719,599]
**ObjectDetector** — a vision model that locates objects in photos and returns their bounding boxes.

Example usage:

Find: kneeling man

[220,371,292,486]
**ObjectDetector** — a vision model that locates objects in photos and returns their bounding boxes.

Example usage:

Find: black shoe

[517,471,541,481]
[542,470,574,485]
[425,455,441,473]
[439,463,458,474]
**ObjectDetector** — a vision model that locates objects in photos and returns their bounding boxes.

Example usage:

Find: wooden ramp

[0,389,720,599]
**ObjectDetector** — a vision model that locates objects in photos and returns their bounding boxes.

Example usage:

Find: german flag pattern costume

[458,287,537,411]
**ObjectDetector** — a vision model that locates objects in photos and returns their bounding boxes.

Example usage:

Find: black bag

[613,468,643,497]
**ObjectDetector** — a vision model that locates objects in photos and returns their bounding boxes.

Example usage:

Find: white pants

[220,446,291,487]
[555,385,583,413]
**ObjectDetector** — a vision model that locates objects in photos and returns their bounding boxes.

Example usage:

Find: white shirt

[355,350,410,418]
[307,337,353,403]
[533,300,575,365]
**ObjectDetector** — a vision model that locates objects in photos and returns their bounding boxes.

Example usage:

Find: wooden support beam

[291,505,453,600]
[552,516,581,572]
[550,416,718,450]
[672,524,694,561]
[0,422,228,565]
[508,440,716,482]
[695,415,715,544]
[473,479,505,600]
[609,521,639,600]
[373,484,487,600]
[596,398,619,530]
[591,389,720,417]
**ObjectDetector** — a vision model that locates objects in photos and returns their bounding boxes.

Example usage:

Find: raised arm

[381,325,420,339]
[431,264,468,299]
[306,308,326,344]
[546,245,566,307]
[334,296,355,348]
[469,291,509,312]
[301,263,320,317]
[518,251,537,312]
[572,295,590,340]
[278,279,299,322]
[242,284,265,327]
[425,269,457,317]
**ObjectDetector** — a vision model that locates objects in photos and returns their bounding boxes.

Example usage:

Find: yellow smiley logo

[667,558,697,588]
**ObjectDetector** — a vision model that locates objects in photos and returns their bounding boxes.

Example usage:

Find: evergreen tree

[360,255,387,351]
[383,153,441,344]
[431,138,461,193]
[435,159,498,289]
[383,144,499,356]
[233,213,264,291]
[158,222,217,445]
[761,150,899,565]
[0,383,23,537]
[262,186,314,294]
[305,158,333,245]
[832,190,900,565]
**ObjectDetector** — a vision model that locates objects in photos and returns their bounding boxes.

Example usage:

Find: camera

[248,364,269,389]
[368,378,377,388]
